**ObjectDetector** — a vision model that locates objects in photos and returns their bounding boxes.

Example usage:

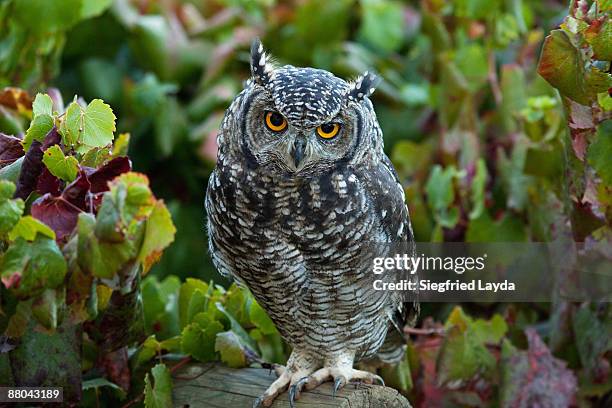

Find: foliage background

[0,0,611,407]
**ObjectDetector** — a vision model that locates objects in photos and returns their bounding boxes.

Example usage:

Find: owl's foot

[253,368,316,408]
[303,366,384,395]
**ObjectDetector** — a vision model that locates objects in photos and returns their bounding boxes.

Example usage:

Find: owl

[205,39,418,407]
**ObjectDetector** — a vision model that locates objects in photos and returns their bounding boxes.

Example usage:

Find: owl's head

[229,39,381,177]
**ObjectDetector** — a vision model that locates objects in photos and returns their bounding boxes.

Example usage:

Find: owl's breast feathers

[207,154,410,266]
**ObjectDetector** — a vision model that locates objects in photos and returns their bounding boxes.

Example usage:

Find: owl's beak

[291,137,307,169]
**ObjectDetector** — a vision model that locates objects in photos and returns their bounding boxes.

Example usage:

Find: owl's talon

[333,376,346,397]
[373,375,385,386]
[288,377,309,408]
[252,396,264,408]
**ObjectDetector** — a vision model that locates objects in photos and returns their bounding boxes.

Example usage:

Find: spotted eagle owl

[206,39,418,407]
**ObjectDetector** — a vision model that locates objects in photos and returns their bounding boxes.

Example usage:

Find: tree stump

[173,363,412,408]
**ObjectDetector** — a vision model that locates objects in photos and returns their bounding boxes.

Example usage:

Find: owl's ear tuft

[250,38,272,86]
[347,71,380,102]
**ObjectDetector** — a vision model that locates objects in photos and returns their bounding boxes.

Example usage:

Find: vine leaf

[215,331,248,368]
[9,215,56,241]
[61,99,116,150]
[42,145,79,182]
[144,364,173,408]
[180,312,224,362]
[32,93,53,117]
[139,200,176,274]
[0,236,67,299]
[0,180,24,235]
[31,171,90,241]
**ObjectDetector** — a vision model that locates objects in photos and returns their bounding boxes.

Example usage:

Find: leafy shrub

[0,91,175,401]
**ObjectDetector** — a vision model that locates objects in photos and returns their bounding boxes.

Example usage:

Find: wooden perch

[172,363,412,408]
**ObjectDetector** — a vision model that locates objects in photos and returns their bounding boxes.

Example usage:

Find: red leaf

[36,167,61,196]
[41,126,61,150]
[31,195,81,241]
[86,157,132,193]
[63,170,91,210]
[0,133,24,166]
[14,140,44,200]
[31,171,91,241]
[501,329,577,407]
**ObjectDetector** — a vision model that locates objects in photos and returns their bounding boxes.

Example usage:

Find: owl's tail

[375,300,420,364]
[376,326,408,364]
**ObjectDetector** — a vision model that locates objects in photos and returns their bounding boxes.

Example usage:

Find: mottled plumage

[206,39,417,407]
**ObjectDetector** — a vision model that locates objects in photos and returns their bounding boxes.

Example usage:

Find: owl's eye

[264,111,288,132]
[316,123,340,139]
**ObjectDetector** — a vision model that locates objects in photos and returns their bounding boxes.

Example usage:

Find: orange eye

[265,111,287,132]
[316,123,340,139]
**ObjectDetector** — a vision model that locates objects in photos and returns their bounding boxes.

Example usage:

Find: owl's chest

[210,166,377,250]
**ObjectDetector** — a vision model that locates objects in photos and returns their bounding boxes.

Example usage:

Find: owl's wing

[358,154,419,332]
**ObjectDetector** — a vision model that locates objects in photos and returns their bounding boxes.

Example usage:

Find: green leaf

[61,99,116,149]
[112,133,130,158]
[425,165,460,228]
[9,216,55,241]
[454,44,489,92]
[587,124,612,185]
[472,314,508,344]
[469,159,487,220]
[179,279,209,329]
[0,236,67,299]
[81,0,113,20]
[32,93,53,117]
[76,213,140,279]
[249,300,277,336]
[215,331,249,368]
[13,0,82,34]
[454,0,500,19]
[23,114,53,151]
[538,30,612,105]
[141,276,180,339]
[438,308,506,384]
[180,315,224,362]
[82,377,126,399]
[186,289,207,326]
[216,302,258,351]
[0,157,24,184]
[437,325,497,384]
[80,146,111,168]
[31,288,62,330]
[466,212,527,242]
[0,181,24,235]
[358,0,405,52]
[598,92,612,111]
[144,364,173,408]
[139,200,176,273]
[42,145,79,182]
[391,141,434,179]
